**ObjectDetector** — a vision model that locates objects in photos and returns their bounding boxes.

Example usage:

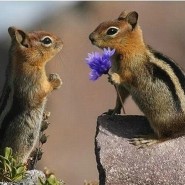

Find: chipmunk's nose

[89,33,95,44]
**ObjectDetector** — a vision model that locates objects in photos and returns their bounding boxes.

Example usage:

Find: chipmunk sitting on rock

[89,10,185,147]
[0,27,63,162]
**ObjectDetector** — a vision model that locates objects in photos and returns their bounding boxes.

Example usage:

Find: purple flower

[86,48,115,81]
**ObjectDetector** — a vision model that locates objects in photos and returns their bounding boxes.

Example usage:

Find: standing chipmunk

[89,11,185,147]
[0,27,63,162]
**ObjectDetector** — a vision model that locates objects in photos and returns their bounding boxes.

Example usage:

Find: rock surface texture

[95,115,185,185]
[0,170,45,185]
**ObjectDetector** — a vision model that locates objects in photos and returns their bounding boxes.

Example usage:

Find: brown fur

[89,11,185,147]
[0,27,63,162]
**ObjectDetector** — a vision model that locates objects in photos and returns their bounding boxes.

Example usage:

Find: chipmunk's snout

[89,33,96,44]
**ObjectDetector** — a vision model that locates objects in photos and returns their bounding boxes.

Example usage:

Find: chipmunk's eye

[41,36,53,47]
[106,27,119,36]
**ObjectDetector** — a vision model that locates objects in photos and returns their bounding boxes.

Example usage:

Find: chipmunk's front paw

[49,73,62,90]
[104,108,121,116]
[108,73,121,85]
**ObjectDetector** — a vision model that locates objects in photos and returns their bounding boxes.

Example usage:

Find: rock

[19,170,45,185]
[95,115,185,185]
[0,170,45,185]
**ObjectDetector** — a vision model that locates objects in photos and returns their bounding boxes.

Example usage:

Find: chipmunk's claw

[129,134,158,148]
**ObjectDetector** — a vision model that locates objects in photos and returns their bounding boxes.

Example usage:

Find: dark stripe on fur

[149,62,182,111]
[0,86,11,114]
[0,61,12,116]
[149,47,185,95]
[0,96,23,142]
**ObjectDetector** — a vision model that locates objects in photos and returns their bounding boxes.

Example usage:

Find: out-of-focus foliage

[0,147,26,182]
[38,167,65,185]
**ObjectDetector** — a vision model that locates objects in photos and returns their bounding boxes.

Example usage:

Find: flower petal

[89,70,101,81]
[86,48,115,80]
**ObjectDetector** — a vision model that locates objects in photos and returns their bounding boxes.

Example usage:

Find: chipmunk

[0,27,63,162]
[89,11,185,147]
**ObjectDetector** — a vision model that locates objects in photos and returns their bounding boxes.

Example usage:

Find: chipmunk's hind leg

[129,134,159,148]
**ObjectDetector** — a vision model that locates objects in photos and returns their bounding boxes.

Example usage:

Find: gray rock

[0,170,45,185]
[19,170,45,185]
[95,115,185,185]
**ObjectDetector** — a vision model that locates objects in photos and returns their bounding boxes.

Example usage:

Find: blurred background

[1,1,185,185]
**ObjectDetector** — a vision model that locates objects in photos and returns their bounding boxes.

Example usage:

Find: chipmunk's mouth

[89,38,97,46]
[89,32,101,47]
[89,33,106,49]
[89,33,95,43]
[90,39,102,48]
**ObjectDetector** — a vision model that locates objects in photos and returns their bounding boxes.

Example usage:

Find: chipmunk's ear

[8,27,30,48]
[118,10,128,20]
[125,11,138,30]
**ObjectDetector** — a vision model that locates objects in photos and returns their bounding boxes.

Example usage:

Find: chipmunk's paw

[49,73,62,90]
[103,108,121,116]
[102,108,121,121]
[108,73,121,85]
[129,134,158,148]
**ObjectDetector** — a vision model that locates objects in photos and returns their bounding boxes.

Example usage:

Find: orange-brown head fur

[0,27,63,163]
[8,27,63,71]
[89,11,145,57]
[7,27,63,104]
